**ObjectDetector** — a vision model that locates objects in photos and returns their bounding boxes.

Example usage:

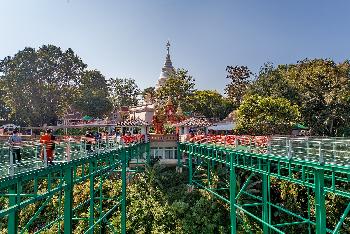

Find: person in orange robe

[40,129,55,165]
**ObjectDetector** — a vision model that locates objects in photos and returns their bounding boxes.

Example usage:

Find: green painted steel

[229,153,236,234]
[315,169,326,234]
[179,142,350,234]
[262,160,269,234]
[89,160,95,234]
[121,149,127,234]
[8,184,18,234]
[177,142,182,169]
[64,166,73,234]
[0,142,150,233]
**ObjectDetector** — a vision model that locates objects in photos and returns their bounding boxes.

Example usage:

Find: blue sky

[1,0,350,93]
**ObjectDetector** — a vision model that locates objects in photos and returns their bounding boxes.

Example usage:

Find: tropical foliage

[1,165,348,233]
[0,45,86,126]
[236,95,300,135]
[189,90,233,120]
[74,70,113,117]
[245,59,350,136]
[156,69,196,113]
[225,65,253,107]
[108,78,140,108]
[142,87,156,104]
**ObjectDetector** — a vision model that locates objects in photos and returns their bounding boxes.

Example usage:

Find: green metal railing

[0,142,150,234]
[178,141,350,234]
[0,138,147,179]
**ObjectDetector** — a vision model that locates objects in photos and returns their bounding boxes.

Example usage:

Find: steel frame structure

[0,142,150,234]
[178,142,350,234]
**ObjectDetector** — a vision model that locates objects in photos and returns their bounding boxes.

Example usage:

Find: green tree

[236,95,300,135]
[74,70,113,118]
[248,59,350,136]
[142,86,156,104]
[0,80,10,121]
[108,78,140,108]
[248,62,299,102]
[156,68,196,113]
[225,65,253,107]
[0,45,86,126]
[189,90,233,120]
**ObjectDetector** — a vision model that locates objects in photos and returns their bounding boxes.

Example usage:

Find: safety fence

[0,134,147,179]
[178,142,350,234]
[0,142,150,234]
[183,135,350,166]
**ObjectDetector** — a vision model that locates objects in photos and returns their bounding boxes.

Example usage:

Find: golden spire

[166,96,173,106]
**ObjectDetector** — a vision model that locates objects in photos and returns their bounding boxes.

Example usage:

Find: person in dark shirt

[8,128,22,165]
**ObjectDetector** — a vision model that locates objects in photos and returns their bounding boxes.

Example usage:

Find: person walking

[40,129,56,165]
[8,128,22,165]
[84,130,94,152]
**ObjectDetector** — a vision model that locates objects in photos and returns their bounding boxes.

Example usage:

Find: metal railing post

[230,152,237,234]
[9,148,14,176]
[89,160,95,234]
[43,145,48,167]
[188,146,193,187]
[262,159,270,233]
[64,166,73,234]
[8,184,18,234]
[121,149,127,234]
[176,142,182,170]
[319,142,324,165]
[315,169,326,234]
[66,141,71,162]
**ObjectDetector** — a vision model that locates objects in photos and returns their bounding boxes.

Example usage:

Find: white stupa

[155,41,175,90]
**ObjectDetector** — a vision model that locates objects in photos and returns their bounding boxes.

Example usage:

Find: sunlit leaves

[236,95,300,135]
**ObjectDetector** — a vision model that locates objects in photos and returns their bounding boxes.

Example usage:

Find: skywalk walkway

[0,140,150,234]
[178,135,350,234]
[0,140,124,179]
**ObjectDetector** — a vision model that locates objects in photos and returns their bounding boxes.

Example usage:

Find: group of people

[8,128,56,166]
[7,128,142,166]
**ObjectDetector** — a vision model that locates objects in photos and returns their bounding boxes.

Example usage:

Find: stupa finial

[166,40,170,55]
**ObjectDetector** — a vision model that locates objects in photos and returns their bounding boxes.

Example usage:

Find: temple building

[129,104,155,124]
[155,41,175,90]
[129,41,176,123]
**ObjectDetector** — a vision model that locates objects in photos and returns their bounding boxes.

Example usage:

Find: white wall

[130,111,154,123]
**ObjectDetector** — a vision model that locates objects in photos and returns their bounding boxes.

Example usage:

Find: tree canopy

[142,86,156,104]
[108,78,140,108]
[236,95,300,135]
[225,65,253,107]
[74,70,113,118]
[247,59,350,136]
[0,45,86,126]
[188,90,233,120]
[156,69,196,113]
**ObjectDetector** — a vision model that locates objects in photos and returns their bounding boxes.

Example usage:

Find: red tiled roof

[114,119,150,126]
[175,117,211,127]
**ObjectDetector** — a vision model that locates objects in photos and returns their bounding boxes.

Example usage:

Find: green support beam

[262,159,269,233]
[89,160,96,234]
[315,169,326,234]
[0,143,148,234]
[189,151,193,186]
[177,142,182,169]
[121,148,127,234]
[64,166,73,234]
[180,142,350,234]
[230,152,237,234]
[8,184,18,234]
